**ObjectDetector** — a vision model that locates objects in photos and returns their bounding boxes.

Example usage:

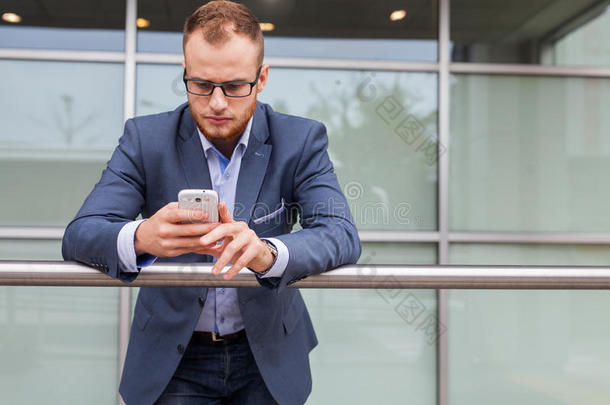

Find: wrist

[134,221,148,256]
[253,239,277,273]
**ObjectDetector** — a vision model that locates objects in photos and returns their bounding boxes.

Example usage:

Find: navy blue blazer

[62,102,361,404]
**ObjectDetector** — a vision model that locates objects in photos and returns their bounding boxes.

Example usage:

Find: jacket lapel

[234,103,272,225]
[177,107,213,190]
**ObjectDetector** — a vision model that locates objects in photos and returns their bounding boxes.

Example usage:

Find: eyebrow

[191,74,251,83]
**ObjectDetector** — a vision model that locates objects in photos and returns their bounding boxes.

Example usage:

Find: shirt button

[177,344,184,354]
[198,297,205,307]
[220,316,225,323]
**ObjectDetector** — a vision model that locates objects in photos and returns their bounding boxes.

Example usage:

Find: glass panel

[0,239,118,404]
[548,2,610,67]
[0,0,124,50]
[451,0,606,64]
[136,0,438,61]
[137,64,439,231]
[305,242,437,404]
[450,243,610,265]
[136,64,185,116]
[0,60,124,226]
[449,244,610,405]
[0,239,61,260]
[450,74,610,232]
[360,242,437,264]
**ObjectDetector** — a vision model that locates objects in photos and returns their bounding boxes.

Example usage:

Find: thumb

[218,201,233,223]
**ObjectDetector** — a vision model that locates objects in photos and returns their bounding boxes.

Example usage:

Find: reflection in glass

[0,240,118,404]
[136,0,438,60]
[0,1,124,50]
[449,244,610,405]
[0,60,124,226]
[451,0,607,64]
[450,74,610,232]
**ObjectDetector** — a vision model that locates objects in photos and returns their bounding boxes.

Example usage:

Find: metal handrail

[1,260,610,289]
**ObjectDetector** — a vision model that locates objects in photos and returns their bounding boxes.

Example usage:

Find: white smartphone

[178,189,219,223]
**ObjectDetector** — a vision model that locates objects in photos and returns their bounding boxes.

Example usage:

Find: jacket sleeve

[62,118,146,283]
[256,121,362,292]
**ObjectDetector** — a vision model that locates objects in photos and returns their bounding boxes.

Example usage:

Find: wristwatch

[264,239,278,261]
[260,239,278,274]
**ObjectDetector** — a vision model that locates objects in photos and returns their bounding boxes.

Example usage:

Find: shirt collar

[197,116,253,159]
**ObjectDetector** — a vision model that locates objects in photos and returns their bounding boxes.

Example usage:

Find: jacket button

[198,297,205,307]
[177,344,184,354]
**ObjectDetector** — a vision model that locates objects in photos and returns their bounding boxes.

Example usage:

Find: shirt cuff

[255,238,289,278]
[117,219,157,273]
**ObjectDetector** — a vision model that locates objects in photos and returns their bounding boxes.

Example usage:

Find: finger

[194,235,232,258]
[165,206,208,224]
[150,202,181,223]
[212,232,250,275]
[199,222,243,246]
[158,236,208,257]
[194,247,221,258]
[218,201,234,223]
[173,222,220,237]
[157,222,219,241]
[169,234,235,257]
[223,245,258,280]
[195,240,226,257]
[209,236,231,252]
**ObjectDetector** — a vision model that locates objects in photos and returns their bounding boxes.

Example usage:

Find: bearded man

[62,1,361,404]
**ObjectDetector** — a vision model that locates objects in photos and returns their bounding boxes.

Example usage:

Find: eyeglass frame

[183,65,263,98]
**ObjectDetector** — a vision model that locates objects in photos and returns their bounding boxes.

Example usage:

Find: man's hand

[199,202,275,280]
[134,202,220,257]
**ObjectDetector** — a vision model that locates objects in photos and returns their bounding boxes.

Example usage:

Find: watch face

[264,240,278,258]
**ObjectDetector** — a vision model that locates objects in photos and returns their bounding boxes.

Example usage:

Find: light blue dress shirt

[117,116,289,334]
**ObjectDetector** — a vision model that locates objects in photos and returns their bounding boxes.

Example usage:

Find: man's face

[183,29,268,144]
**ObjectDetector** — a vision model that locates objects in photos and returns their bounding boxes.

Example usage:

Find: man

[62,1,361,404]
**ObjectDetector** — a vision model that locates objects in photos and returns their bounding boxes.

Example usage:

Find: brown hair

[183,1,264,65]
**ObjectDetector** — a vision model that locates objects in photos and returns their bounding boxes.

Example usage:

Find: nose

[208,86,228,112]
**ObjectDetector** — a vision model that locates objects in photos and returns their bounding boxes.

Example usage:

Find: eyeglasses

[183,66,262,98]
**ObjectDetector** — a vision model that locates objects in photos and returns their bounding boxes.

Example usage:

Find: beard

[191,97,257,147]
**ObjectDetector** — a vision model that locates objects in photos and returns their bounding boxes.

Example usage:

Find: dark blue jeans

[155,332,277,404]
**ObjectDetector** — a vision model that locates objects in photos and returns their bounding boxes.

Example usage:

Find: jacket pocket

[252,199,285,224]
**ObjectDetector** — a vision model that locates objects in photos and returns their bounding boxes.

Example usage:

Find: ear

[181,59,186,71]
[256,64,269,93]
